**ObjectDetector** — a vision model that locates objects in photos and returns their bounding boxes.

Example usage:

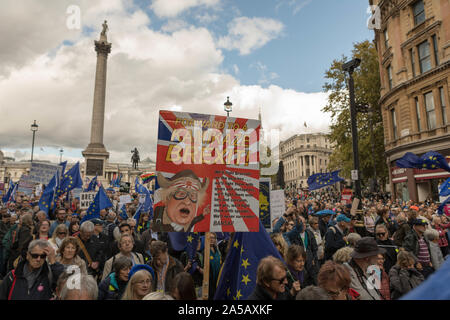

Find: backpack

[324,226,337,259]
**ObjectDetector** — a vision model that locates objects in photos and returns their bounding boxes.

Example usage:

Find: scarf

[23,263,43,291]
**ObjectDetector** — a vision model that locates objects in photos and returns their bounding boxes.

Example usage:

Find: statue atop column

[100,20,109,42]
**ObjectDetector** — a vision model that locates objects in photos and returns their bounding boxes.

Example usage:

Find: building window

[440,87,447,125]
[413,0,425,26]
[410,48,416,77]
[424,91,436,130]
[418,40,431,74]
[415,97,422,132]
[384,29,389,50]
[387,65,393,89]
[391,108,398,140]
[432,35,439,66]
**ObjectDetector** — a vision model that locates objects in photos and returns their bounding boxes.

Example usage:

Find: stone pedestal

[129,170,143,192]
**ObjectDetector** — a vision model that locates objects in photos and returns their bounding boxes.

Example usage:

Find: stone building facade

[370,0,450,202]
[279,133,335,190]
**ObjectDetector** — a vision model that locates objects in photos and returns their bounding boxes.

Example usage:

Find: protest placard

[119,195,132,205]
[153,110,260,232]
[270,189,285,222]
[80,191,96,209]
[259,178,271,232]
[17,175,34,196]
[29,162,63,185]
[341,188,352,204]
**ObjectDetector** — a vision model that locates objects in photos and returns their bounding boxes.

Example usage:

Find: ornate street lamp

[224,96,232,117]
[30,120,38,162]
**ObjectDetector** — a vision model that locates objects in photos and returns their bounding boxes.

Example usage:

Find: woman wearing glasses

[48,224,69,253]
[55,237,87,275]
[121,268,153,300]
[0,239,64,300]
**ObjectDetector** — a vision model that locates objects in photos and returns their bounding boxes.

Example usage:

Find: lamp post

[224,96,232,117]
[342,58,362,202]
[30,120,38,163]
[59,148,64,163]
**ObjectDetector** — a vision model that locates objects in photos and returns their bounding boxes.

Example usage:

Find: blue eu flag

[307,170,344,191]
[2,181,16,204]
[81,186,113,223]
[439,178,450,197]
[214,220,284,300]
[57,162,83,196]
[38,171,59,217]
[397,151,450,172]
[438,196,450,215]
[119,204,129,220]
[185,233,200,274]
[85,175,98,192]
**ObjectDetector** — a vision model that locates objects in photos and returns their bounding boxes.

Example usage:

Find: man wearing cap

[153,170,209,232]
[92,218,108,271]
[344,237,385,300]
[324,214,350,260]
[403,218,434,279]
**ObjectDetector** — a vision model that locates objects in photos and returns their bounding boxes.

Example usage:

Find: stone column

[82,22,111,182]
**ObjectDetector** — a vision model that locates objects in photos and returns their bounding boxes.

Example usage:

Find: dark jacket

[319,218,329,238]
[402,230,431,262]
[0,259,64,300]
[0,221,11,246]
[324,226,346,260]
[97,273,127,300]
[393,223,410,247]
[376,239,398,273]
[149,255,184,294]
[8,225,33,271]
[247,284,291,300]
[389,265,424,300]
[75,234,102,276]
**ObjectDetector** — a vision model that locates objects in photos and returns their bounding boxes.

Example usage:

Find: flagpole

[202,232,211,300]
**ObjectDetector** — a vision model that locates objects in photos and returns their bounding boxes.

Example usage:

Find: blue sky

[136,0,374,92]
[0,0,376,164]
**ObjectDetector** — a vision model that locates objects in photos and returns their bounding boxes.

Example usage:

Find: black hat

[91,218,103,226]
[412,218,428,226]
[351,237,386,259]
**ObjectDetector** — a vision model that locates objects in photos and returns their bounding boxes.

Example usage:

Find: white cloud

[0,1,330,165]
[150,0,220,18]
[218,17,284,55]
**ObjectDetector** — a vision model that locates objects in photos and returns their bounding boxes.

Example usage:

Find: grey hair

[80,221,95,233]
[347,233,362,246]
[142,291,174,300]
[60,274,98,300]
[28,239,49,253]
[424,229,439,241]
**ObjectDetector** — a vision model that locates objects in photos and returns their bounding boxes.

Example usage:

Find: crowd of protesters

[0,186,449,300]
[262,188,450,300]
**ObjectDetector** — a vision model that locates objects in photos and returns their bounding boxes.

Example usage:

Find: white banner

[29,162,63,185]
[270,189,285,222]
[80,191,96,209]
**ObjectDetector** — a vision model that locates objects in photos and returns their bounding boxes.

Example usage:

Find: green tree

[322,40,388,191]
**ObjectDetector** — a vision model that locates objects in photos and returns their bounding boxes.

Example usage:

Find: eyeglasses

[136,279,152,286]
[270,276,287,284]
[171,188,197,203]
[376,232,386,237]
[30,253,47,260]
[58,232,68,235]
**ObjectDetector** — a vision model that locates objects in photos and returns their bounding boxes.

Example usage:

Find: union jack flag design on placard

[154,110,261,232]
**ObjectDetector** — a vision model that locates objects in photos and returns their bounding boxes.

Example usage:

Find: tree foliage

[322,40,388,190]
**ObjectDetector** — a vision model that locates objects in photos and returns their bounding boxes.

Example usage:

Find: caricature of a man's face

[166,179,200,227]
